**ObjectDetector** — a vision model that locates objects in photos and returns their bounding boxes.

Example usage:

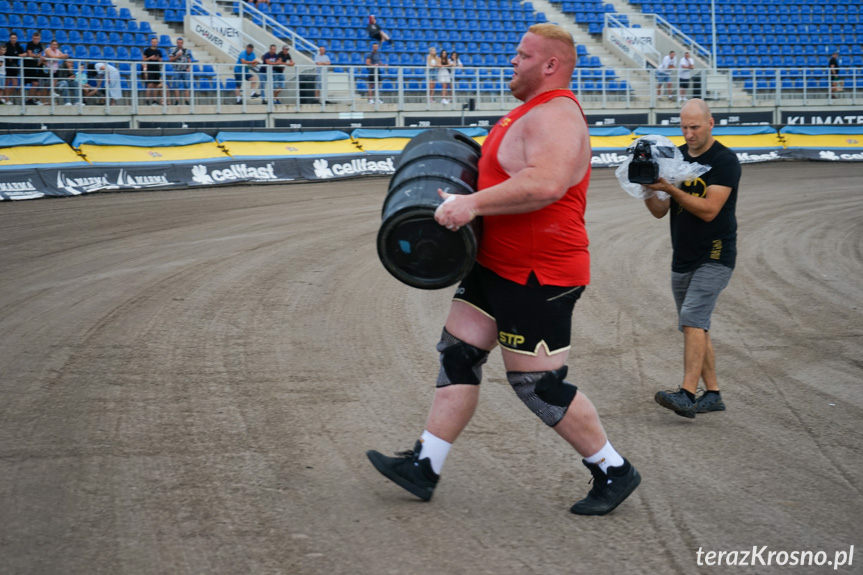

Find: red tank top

[475,89,591,286]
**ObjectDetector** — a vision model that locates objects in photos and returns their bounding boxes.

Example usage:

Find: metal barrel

[377,128,482,290]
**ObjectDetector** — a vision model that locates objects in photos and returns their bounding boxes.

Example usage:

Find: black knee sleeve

[435,328,489,387]
[507,366,578,427]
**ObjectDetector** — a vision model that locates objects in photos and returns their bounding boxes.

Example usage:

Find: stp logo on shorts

[499,331,525,347]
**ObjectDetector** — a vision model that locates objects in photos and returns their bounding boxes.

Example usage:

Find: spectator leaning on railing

[364,42,385,104]
[828,51,843,98]
[143,36,164,106]
[24,31,47,106]
[234,43,260,104]
[0,45,7,105]
[56,59,83,106]
[4,33,25,105]
[44,40,69,100]
[313,46,331,101]
[169,37,193,106]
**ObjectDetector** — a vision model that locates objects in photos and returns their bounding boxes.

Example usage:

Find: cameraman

[642,98,741,419]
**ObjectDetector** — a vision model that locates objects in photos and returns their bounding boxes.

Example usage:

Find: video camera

[627,138,678,184]
[627,139,659,184]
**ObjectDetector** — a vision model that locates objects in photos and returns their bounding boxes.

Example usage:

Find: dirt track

[1,162,861,575]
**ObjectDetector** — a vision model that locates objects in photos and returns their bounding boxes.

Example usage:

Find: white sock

[584,441,625,474]
[418,430,451,475]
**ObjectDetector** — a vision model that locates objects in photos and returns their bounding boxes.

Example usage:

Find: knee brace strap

[507,366,578,427]
[435,328,489,387]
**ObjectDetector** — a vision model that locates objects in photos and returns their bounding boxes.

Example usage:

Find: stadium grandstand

[0,0,859,122]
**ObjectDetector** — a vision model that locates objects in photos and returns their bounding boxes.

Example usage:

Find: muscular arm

[645,178,732,222]
[436,98,590,227]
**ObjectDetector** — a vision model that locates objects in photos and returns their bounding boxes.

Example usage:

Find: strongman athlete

[366,23,641,516]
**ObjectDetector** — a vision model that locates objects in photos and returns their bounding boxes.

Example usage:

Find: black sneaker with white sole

[654,388,697,418]
[570,458,641,516]
[366,440,439,501]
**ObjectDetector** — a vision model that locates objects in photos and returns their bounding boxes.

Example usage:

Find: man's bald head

[681,98,711,122]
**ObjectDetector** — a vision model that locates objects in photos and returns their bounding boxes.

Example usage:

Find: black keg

[377,128,482,290]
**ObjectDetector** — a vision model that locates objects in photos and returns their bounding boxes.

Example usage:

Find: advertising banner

[179,158,299,185]
[190,15,244,61]
[40,165,184,196]
[295,154,398,180]
[0,169,50,201]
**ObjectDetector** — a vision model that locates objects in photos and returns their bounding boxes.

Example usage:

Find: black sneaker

[366,440,439,501]
[654,388,697,418]
[570,459,641,516]
[695,391,726,413]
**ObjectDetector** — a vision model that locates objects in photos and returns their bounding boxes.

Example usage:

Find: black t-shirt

[143,47,163,72]
[367,22,382,40]
[262,52,281,73]
[275,51,292,73]
[669,140,741,272]
[24,41,43,70]
[829,56,839,75]
[5,42,25,70]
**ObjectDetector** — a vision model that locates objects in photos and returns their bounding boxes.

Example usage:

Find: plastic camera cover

[615,134,712,201]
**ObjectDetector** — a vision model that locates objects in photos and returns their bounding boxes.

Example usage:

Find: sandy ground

[0,162,861,575]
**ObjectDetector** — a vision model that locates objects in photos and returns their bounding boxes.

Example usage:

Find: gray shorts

[671,262,733,332]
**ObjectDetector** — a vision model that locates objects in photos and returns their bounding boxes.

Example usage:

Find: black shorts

[145,71,162,83]
[453,264,585,355]
[680,78,691,88]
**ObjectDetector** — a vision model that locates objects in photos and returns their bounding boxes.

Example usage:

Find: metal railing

[0,56,859,114]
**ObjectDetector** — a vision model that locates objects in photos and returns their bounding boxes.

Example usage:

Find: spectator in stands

[234,43,260,104]
[314,46,331,101]
[169,37,194,106]
[23,31,47,106]
[44,40,69,97]
[56,59,83,106]
[91,62,122,106]
[244,0,269,8]
[426,46,439,103]
[263,44,293,105]
[4,33,25,105]
[367,15,393,46]
[678,50,694,103]
[82,68,104,104]
[828,51,843,98]
[143,36,164,106]
[364,42,384,104]
[656,50,676,101]
[0,45,7,105]
[438,49,453,104]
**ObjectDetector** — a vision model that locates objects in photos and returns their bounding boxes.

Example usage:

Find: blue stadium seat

[103,46,116,59]
[74,45,87,59]
[117,46,130,59]
[89,45,102,59]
